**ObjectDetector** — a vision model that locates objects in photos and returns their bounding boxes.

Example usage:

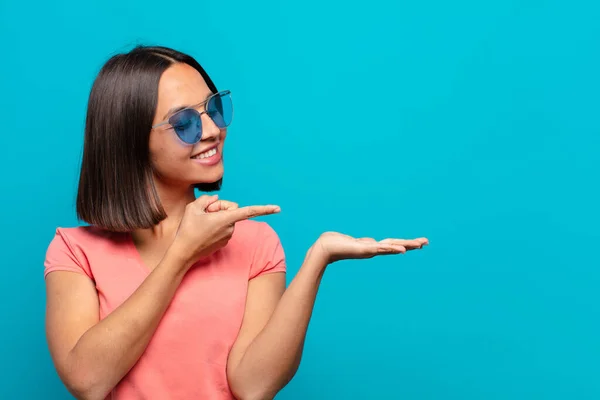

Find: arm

[227,248,326,400]
[45,247,190,400]
[227,233,428,400]
[45,198,281,400]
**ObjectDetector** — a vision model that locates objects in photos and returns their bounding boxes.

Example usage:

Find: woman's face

[149,63,226,187]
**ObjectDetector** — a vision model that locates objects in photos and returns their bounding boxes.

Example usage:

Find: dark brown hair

[76,45,221,232]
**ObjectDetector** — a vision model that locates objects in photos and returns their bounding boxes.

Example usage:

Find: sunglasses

[152,90,233,144]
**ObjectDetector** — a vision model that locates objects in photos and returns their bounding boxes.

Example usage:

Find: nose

[200,113,221,141]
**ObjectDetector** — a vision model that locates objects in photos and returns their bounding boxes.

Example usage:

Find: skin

[45,63,429,400]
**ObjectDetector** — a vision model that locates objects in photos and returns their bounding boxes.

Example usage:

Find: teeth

[193,148,217,159]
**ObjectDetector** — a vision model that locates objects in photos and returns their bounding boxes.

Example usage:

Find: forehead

[156,63,211,111]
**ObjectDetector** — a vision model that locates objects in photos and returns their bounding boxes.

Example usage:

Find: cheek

[149,130,193,173]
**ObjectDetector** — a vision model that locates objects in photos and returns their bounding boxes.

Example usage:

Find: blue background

[1,0,599,398]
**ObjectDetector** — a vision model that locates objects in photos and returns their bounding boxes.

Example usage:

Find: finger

[377,243,407,255]
[193,194,219,210]
[357,241,406,256]
[226,205,281,222]
[206,200,239,213]
[411,237,429,246]
[380,238,427,250]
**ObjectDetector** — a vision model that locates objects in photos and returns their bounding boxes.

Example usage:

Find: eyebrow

[161,92,214,121]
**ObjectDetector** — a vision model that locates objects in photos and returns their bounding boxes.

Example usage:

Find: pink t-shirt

[44,220,286,400]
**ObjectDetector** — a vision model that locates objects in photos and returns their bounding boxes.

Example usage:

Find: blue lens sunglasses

[152,90,233,145]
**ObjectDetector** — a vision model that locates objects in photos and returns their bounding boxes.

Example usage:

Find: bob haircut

[76,45,221,232]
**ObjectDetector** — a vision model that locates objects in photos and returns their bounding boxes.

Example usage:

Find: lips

[191,144,218,159]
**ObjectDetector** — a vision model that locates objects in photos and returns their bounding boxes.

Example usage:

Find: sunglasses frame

[151,90,233,143]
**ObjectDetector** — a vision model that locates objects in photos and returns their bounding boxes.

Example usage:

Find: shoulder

[45,225,127,265]
[44,226,128,280]
[50,225,125,249]
[231,220,280,244]
[230,221,286,278]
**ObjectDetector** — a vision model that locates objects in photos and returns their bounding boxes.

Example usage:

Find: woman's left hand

[310,232,429,265]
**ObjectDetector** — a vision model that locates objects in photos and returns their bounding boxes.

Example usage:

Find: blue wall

[1,0,599,398]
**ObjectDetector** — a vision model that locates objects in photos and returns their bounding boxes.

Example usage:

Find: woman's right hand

[171,194,280,269]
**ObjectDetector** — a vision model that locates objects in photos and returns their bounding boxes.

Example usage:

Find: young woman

[44,45,428,400]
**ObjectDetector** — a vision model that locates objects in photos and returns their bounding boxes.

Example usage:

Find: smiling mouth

[191,148,218,159]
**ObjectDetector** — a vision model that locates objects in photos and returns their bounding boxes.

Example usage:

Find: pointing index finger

[227,205,281,222]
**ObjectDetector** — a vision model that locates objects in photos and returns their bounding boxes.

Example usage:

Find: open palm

[314,232,429,264]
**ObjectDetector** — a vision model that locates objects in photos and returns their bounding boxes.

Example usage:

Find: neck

[132,180,197,245]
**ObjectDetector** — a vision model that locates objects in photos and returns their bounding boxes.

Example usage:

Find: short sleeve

[44,228,93,279]
[249,223,286,280]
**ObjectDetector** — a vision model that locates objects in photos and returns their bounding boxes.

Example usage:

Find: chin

[194,178,223,192]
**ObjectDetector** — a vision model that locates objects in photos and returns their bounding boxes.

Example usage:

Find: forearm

[230,249,328,400]
[66,249,189,400]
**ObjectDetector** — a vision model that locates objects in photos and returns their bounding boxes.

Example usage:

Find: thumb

[206,200,239,213]
[193,194,219,210]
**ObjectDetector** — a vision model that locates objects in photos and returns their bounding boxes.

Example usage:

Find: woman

[44,45,428,400]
